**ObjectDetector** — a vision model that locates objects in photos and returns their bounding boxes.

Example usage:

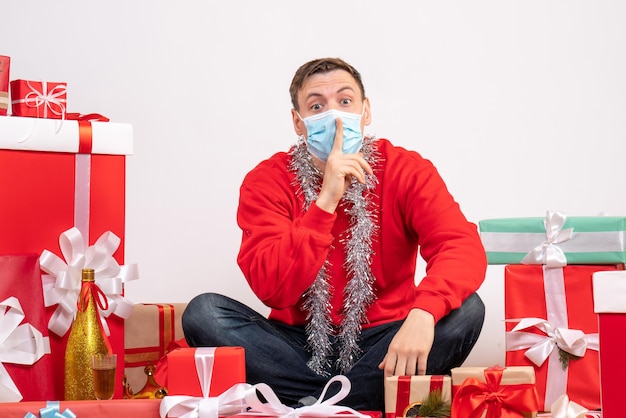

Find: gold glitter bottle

[64,268,112,400]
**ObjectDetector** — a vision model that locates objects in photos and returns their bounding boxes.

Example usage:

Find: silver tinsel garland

[289,135,379,375]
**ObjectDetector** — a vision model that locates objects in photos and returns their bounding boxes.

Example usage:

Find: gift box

[163,347,245,397]
[384,375,451,418]
[124,303,188,394]
[10,79,67,119]
[451,365,540,418]
[3,399,161,418]
[592,270,626,418]
[0,115,133,400]
[505,264,623,411]
[0,254,54,402]
[479,212,626,265]
[0,55,9,115]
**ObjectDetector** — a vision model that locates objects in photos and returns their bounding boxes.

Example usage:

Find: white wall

[3,1,625,368]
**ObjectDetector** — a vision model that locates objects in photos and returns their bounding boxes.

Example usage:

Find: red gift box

[163,347,245,397]
[0,115,133,400]
[0,254,55,402]
[592,270,626,418]
[0,55,9,115]
[10,79,67,119]
[505,264,623,411]
[384,375,451,418]
[451,365,540,418]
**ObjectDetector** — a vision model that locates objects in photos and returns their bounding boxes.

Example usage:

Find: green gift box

[479,211,626,265]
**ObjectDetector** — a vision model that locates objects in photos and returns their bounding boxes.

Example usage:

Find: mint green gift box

[479,212,626,265]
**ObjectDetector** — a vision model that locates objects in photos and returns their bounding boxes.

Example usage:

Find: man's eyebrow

[304,92,324,102]
[337,86,356,94]
[303,85,356,103]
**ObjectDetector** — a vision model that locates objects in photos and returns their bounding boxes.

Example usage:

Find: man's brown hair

[289,57,365,111]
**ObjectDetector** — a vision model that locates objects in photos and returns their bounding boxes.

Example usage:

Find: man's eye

[341,99,352,105]
[311,104,322,110]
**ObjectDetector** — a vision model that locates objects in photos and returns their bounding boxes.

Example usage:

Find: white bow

[0,297,51,402]
[521,211,574,267]
[245,375,370,418]
[550,394,591,418]
[39,227,138,337]
[506,317,598,367]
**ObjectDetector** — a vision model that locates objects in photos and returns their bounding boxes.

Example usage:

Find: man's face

[292,69,371,138]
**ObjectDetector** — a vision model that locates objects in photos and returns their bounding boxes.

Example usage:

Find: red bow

[451,366,540,418]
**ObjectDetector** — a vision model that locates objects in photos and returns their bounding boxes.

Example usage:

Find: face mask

[298,107,364,162]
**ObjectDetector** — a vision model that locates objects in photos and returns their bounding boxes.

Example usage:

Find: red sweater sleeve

[236,154,335,310]
[381,140,487,321]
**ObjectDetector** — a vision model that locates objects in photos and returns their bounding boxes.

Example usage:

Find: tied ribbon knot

[506,318,598,368]
[39,227,139,337]
[0,297,51,402]
[23,400,76,418]
[78,281,110,313]
[13,80,67,119]
[451,366,540,418]
[521,211,574,267]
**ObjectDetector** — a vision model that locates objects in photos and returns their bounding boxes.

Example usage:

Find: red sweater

[237,138,486,327]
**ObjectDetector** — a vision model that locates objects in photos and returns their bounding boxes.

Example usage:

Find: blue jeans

[182,292,484,412]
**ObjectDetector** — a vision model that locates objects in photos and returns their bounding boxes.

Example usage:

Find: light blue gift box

[479,212,626,265]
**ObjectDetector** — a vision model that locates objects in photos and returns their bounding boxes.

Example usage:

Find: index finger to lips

[330,118,343,155]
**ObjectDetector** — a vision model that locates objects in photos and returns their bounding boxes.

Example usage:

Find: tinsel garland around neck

[289,135,380,376]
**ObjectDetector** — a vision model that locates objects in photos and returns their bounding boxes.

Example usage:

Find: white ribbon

[245,375,370,418]
[39,227,139,337]
[506,317,598,367]
[159,347,367,418]
[521,211,574,267]
[11,80,67,119]
[159,347,251,418]
[549,394,590,418]
[0,297,51,402]
[506,266,599,409]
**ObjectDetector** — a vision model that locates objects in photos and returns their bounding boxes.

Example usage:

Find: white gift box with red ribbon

[0,114,132,155]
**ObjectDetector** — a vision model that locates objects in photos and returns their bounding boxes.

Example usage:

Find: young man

[182,57,487,411]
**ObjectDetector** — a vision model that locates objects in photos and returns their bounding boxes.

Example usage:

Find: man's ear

[292,109,306,136]
[363,97,372,126]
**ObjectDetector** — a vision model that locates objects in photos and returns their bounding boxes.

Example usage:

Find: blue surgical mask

[298,107,364,162]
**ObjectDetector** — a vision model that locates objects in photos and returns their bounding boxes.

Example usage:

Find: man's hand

[316,118,372,214]
[378,308,435,377]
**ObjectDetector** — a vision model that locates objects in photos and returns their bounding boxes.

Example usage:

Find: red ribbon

[76,280,113,353]
[451,366,540,418]
[392,375,446,418]
[66,113,110,154]
[78,281,110,313]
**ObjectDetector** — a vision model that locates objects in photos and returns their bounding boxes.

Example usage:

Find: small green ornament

[404,389,451,418]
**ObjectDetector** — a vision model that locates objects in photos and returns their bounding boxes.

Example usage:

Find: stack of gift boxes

[478,211,625,418]
[0,53,136,403]
[383,210,625,417]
